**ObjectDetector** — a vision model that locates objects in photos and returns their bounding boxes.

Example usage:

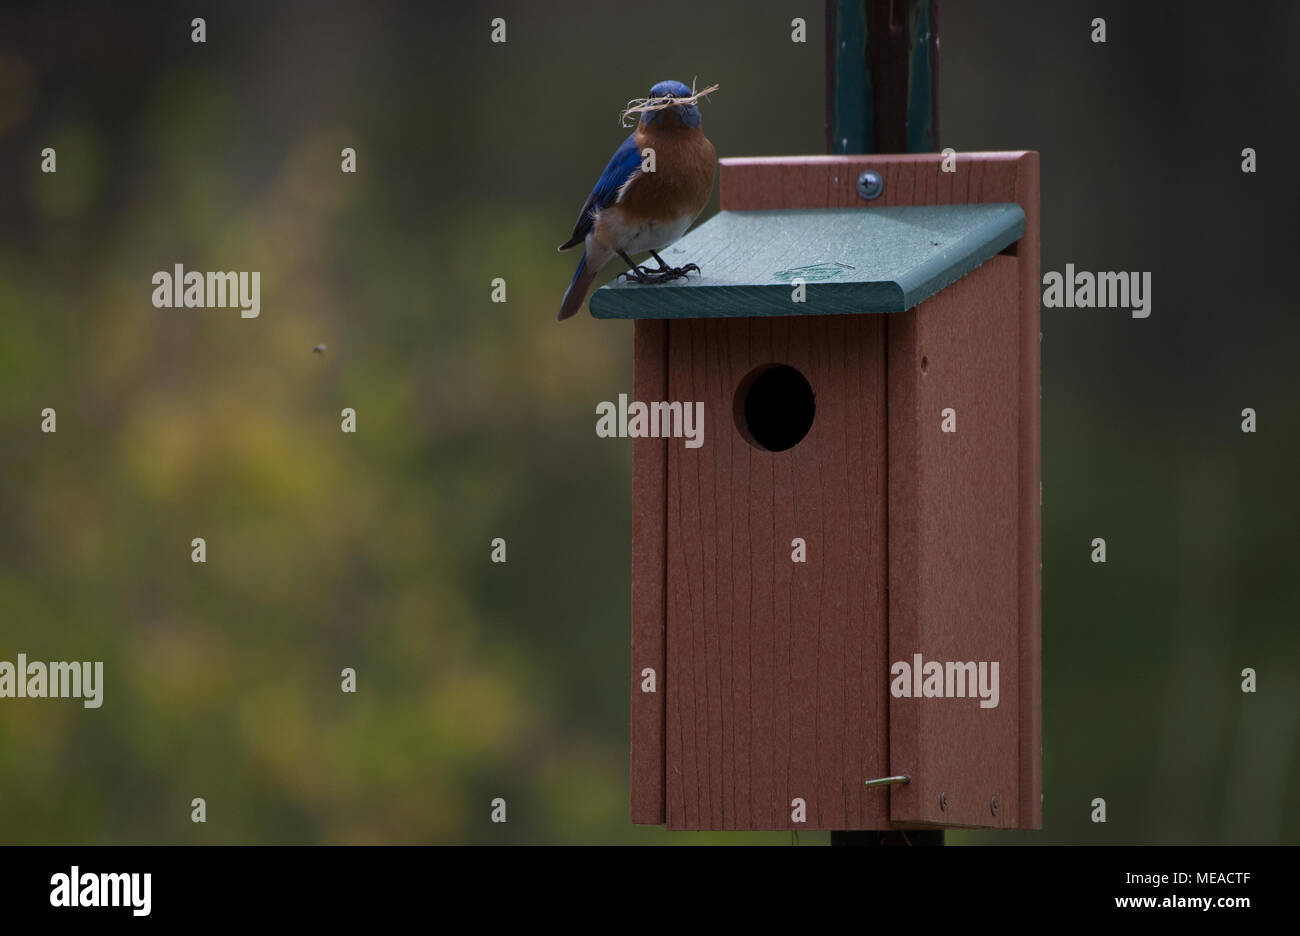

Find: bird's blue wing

[559,134,642,250]
[589,134,643,210]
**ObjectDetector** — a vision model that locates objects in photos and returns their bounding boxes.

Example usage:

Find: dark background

[0,0,1296,844]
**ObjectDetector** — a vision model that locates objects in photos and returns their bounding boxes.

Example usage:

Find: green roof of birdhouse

[589,203,1025,319]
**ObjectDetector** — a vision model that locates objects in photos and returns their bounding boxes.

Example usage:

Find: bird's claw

[620,265,656,283]
[621,263,700,284]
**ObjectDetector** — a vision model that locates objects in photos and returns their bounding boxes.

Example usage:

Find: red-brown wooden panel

[664,315,888,830]
[887,255,1021,828]
[1013,157,1043,830]
[631,319,667,824]
[721,151,1031,214]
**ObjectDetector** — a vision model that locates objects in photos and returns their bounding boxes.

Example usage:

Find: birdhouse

[593,152,1041,832]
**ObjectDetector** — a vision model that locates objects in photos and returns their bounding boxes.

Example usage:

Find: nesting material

[620,82,719,127]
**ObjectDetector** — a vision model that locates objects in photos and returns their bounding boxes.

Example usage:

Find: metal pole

[826,0,939,155]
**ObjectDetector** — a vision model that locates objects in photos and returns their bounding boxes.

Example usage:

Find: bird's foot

[621,263,700,284]
[619,265,657,283]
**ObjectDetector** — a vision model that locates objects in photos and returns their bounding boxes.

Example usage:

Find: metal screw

[856,170,884,201]
[864,775,911,788]
[990,795,999,817]
[939,792,947,811]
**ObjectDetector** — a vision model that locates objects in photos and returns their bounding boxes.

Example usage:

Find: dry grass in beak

[620,81,719,127]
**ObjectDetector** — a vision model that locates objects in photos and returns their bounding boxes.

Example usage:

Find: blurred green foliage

[0,0,1297,845]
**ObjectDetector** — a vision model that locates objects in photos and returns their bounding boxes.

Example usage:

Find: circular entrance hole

[734,364,816,452]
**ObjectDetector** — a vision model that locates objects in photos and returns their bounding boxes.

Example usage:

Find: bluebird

[557,79,717,321]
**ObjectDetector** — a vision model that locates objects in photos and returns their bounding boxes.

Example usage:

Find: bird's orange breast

[616,122,716,225]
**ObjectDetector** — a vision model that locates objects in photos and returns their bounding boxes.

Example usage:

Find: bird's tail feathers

[558,252,598,321]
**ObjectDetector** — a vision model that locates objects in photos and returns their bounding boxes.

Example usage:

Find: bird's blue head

[641,79,703,129]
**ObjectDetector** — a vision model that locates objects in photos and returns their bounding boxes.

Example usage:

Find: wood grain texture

[628,153,1041,829]
[887,255,1021,829]
[719,152,1041,830]
[664,315,889,830]
[720,152,1034,214]
[630,320,668,824]
[1014,154,1043,830]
